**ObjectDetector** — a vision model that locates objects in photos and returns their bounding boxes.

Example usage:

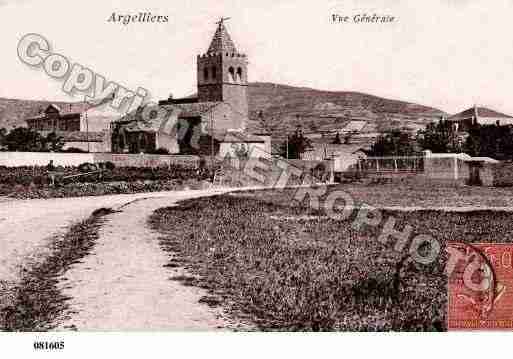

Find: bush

[151,147,170,155]
[78,162,98,172]
[0,162,204,194]
[104,161,115,170]
[61,147,87,153]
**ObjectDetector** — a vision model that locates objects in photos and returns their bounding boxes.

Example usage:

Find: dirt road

[1,189,233,330]
[57,196,229,330]
[0,190,227,284]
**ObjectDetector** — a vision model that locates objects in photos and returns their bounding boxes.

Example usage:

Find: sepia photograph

[0,0,512,357]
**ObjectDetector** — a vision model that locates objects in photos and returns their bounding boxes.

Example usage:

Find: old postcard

[0,0,512,357]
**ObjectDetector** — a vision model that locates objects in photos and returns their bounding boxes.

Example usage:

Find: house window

[228,66,235,82]
[139,133,146,153]
[203,67,209,81]
[118,133,125,151]
[237,67,243,82]
[212,66,217,80]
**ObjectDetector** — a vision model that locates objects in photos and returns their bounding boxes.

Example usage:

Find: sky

[0,0,512,115]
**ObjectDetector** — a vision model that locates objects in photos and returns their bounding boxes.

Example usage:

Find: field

[293,182,513,208]
[149,185,513,331]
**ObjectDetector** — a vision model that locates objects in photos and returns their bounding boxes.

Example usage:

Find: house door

[469,163,482,186]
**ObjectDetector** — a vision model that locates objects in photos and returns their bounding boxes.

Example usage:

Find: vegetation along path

[55,191,233,330]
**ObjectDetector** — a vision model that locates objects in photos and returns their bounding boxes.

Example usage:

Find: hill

[0,82,446,133]
[247,82,446,135]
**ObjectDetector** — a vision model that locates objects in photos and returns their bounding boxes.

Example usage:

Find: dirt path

[0,190,228,284]
[56,194,228,331]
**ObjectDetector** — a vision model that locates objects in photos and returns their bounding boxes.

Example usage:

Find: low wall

[93,153,199,168]
[423,156,470,181]
[62,141,110,153]
[216,158,334,187]
[286,159,334,173]
[0,152,95,167]
[492,162,513,187]
[0,152,200,168]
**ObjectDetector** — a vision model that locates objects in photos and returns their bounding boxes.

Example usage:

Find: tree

[3,127,64,152]
[43,132,65,152]
[4,127,44,151]
[280,127,312,159]
[256,110,288,135]
[0,128,7,149]
[416,121,461,153]
[464,124,513,160]
[368,130,415,156]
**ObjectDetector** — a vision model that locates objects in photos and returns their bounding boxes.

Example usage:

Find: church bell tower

[197,18,248,130]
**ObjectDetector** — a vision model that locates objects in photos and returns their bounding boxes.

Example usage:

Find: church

[111,19,271,158]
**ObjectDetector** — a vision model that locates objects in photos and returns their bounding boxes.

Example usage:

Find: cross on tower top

[206,17,237,54]
[216,17,231,25]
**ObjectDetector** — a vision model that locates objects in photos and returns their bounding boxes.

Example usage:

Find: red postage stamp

[448,243,513,330]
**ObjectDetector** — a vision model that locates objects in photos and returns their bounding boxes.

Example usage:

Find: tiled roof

[27,103,96,121]
[206,22,238,55]
[49,103,89,115]
[116,110,164,132]
[25,114,47,121]
[449,106,513,121]
[115,106,178,132]
[165,101,222,118]
[477,107,513,118]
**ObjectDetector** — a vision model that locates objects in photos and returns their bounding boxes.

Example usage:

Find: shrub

[78,162,98,172]
[104,161,115,171]
[61,147,87,153]
[151,147,170,155]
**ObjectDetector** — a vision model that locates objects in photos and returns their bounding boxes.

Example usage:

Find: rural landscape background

[0,82,444,132]
[1,0,513,338]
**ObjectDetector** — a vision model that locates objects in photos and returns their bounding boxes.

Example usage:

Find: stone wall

[492,162,513,187]
[93,154,199,168]
[0,152,96,167]
[216,157,334,187]
[0,152,199,168]
[423,155,470,183]
[62,141,110,153]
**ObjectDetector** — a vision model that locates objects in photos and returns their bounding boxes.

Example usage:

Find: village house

[447,105,513,132]
[25,102,117,152]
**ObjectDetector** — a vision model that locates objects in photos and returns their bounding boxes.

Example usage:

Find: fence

[357,156,424,174]
[353,153,494,185]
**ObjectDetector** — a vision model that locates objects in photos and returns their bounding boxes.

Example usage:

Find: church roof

[163,101,222,118]
[211,130,265,143]
[206,21,238,55]
[115,101,223,132]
